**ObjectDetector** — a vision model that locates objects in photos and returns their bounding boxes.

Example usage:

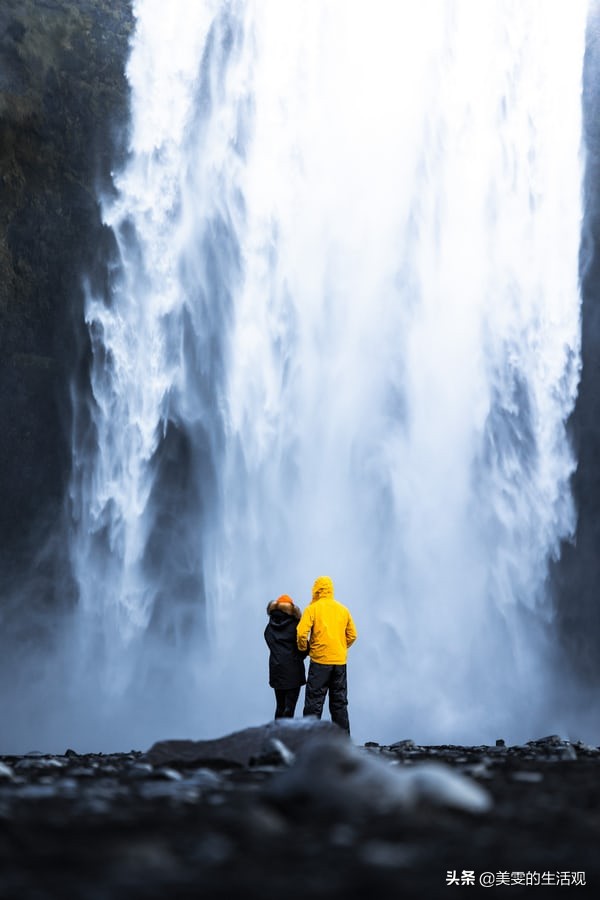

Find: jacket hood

[266,595,302,621]
[311,576,334,603]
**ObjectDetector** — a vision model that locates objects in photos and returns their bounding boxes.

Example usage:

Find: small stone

[19,785,59,800]
[527,735,563,746]
[154,767,183,781]
[55,778,79,793]
[463,762,493,780]
[250,737,296,768]
[558,744,578,761]
[138,782,189,800]
[189,769,222,788]
[572,741,600,755]
[389,739,416,751]
[14,759,39,771]
[511,771,543,783]
[128,762,154,777]
[15,757,65,771]
[270,738,296,766]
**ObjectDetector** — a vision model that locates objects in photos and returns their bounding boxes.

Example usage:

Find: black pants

[303,661,350,733]
[274,686,301,718]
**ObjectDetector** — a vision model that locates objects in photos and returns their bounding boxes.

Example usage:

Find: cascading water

[67,0,587,749]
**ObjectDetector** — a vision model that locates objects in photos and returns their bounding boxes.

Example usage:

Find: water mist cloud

[42,0,590,752]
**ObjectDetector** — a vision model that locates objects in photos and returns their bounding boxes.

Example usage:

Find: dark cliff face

[553,8,600,683]
[0,0,133,578]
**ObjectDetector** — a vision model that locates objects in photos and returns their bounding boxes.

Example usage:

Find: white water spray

[68,0,586,748]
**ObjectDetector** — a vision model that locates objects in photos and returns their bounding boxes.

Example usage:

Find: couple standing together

[264,575,357,734]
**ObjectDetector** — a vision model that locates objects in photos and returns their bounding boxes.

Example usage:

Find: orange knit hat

[266,594,300,620]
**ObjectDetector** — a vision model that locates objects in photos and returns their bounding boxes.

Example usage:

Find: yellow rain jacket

[297,576,357,665]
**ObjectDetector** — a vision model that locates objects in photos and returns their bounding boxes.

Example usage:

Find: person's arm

[345,612,357,648]
[264,624,274,650]
[296,607,312,652]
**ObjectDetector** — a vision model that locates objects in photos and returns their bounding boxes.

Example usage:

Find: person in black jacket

[264,594,307,718]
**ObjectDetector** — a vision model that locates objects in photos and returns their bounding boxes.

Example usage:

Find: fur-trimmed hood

[266,594,302,621]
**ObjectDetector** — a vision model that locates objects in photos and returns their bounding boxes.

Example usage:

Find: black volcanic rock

[553,5,600,682]
[145,719,347,768]
[0,732,598,899]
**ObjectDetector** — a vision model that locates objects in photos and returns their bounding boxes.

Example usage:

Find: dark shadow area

[553,4,600,682]
[143,418,216,642]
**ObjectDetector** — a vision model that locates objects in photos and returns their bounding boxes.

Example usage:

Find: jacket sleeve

[345,612,357,648]
[296,607,312,652]
[264,623,274,650]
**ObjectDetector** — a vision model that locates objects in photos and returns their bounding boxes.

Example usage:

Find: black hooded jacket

[264,608,307,690]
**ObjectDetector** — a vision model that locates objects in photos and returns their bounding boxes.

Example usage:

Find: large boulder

[145,719,348,768]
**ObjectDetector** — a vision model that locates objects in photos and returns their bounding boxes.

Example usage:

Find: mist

[0,0,593,753]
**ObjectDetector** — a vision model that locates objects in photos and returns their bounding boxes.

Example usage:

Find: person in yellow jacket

[296,575,357,734]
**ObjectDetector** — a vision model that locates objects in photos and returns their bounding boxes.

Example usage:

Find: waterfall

[68,0,587,748]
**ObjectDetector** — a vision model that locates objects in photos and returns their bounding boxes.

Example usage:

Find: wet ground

[0,728,597,898]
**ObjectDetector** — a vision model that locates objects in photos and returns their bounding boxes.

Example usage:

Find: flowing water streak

[69,0,586,746]
[69,0,253,710]
[215,0,587,742]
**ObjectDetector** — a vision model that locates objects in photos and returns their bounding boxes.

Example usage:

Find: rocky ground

[0,721,597,899]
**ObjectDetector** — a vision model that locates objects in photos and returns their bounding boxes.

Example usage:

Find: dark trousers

[303,661,350,733]
[274,686,301,719]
